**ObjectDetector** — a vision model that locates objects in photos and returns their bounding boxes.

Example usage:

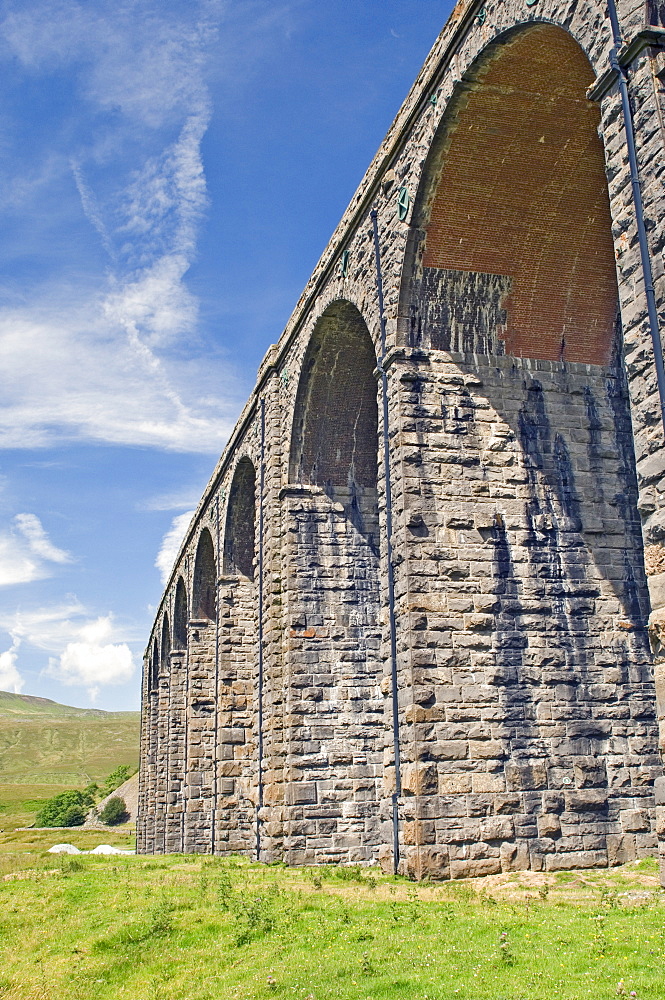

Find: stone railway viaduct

[139,0,665,881]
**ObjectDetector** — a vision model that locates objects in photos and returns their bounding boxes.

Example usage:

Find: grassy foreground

[0,844,663,1000]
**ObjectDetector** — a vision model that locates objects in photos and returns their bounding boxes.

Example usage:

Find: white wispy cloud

[0,600,88,649]
[0,0,245,454]
[0,534,44,588]
[1,1,218,124]
[70,160,115,260]
[0,514,72,587]
[155,511,195,584]
[142,487,204,512]
[0,298,237,452]
[14,513,72,564]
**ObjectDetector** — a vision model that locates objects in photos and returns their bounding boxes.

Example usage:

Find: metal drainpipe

[371,207,402,875]
[256,397,266,861]
[605,0,665,433]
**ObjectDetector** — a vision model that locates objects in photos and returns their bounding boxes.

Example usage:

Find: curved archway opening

[223,458,256,580]
[192,528,217,621]
[173,576,188,649]
[405,23,618,364]
[391,22,650,879]
[150,637,159,691]
[290,300,379,546]
[161,613,171,668]
[284,300,383,863]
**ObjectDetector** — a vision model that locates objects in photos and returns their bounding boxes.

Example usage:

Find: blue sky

[0,0,454,710]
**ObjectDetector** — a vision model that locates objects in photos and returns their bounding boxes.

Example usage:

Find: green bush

[99,796,129,826]
[35,789,95,827]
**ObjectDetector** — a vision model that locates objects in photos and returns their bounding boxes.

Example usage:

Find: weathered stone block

[620,809,650,832]
[537,814,561,838]
[505,762,548,791]
[285,782,318,805]
[402,764,438,796]
[564,790,608,813]
[450,857,501,879]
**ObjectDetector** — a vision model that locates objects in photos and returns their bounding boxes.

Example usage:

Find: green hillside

[0,690,140,829]
[0,689,135,718]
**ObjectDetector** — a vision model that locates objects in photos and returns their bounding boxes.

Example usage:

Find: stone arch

[289,300,379,547]
[192,528,217,621]
[160,613,171,668]
[223,458,256,580]
[290,301,378,490]
[391,21,651,879]
[283,299,383,864]
[402,22,618,365]
[173,576,188,649]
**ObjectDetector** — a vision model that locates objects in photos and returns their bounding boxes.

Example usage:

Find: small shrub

[100,796,129,826]
[35,789,94,827]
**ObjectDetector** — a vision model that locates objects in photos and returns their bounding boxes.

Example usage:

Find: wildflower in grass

[498,930,514,966]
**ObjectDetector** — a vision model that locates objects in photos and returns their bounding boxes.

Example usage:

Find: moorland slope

[0,690,140,828]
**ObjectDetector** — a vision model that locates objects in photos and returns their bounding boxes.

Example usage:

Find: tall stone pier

[139,0,665,881]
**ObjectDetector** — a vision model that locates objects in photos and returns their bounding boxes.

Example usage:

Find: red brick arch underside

[417,22,618,365]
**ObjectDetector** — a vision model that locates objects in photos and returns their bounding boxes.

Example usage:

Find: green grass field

[1,691,662,999]
[0,690,140,830]
[0,850,663,1000]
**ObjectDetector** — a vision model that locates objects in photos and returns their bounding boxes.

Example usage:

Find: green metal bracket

[339,249,350,277]
[525,0,538,7]
[430,91,438,107]
[476,6,487,24]
[397,186,410,221]
[279,369,290,389]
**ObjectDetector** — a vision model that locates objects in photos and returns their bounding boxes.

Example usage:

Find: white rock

[89,844,135,855]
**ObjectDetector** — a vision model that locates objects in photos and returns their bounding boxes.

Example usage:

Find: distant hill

[0,689,138,719]
[0,690,141,828]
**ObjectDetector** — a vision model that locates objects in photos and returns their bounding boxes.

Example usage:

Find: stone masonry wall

[280,485,383,864]
[138,0,665,880]
[383,349,658,878]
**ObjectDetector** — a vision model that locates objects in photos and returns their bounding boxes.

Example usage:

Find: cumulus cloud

[0,514,72,587]
[155,511,195,584]
[0,638,23,693]
[1,602,140,700]
[45,615,135,702]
